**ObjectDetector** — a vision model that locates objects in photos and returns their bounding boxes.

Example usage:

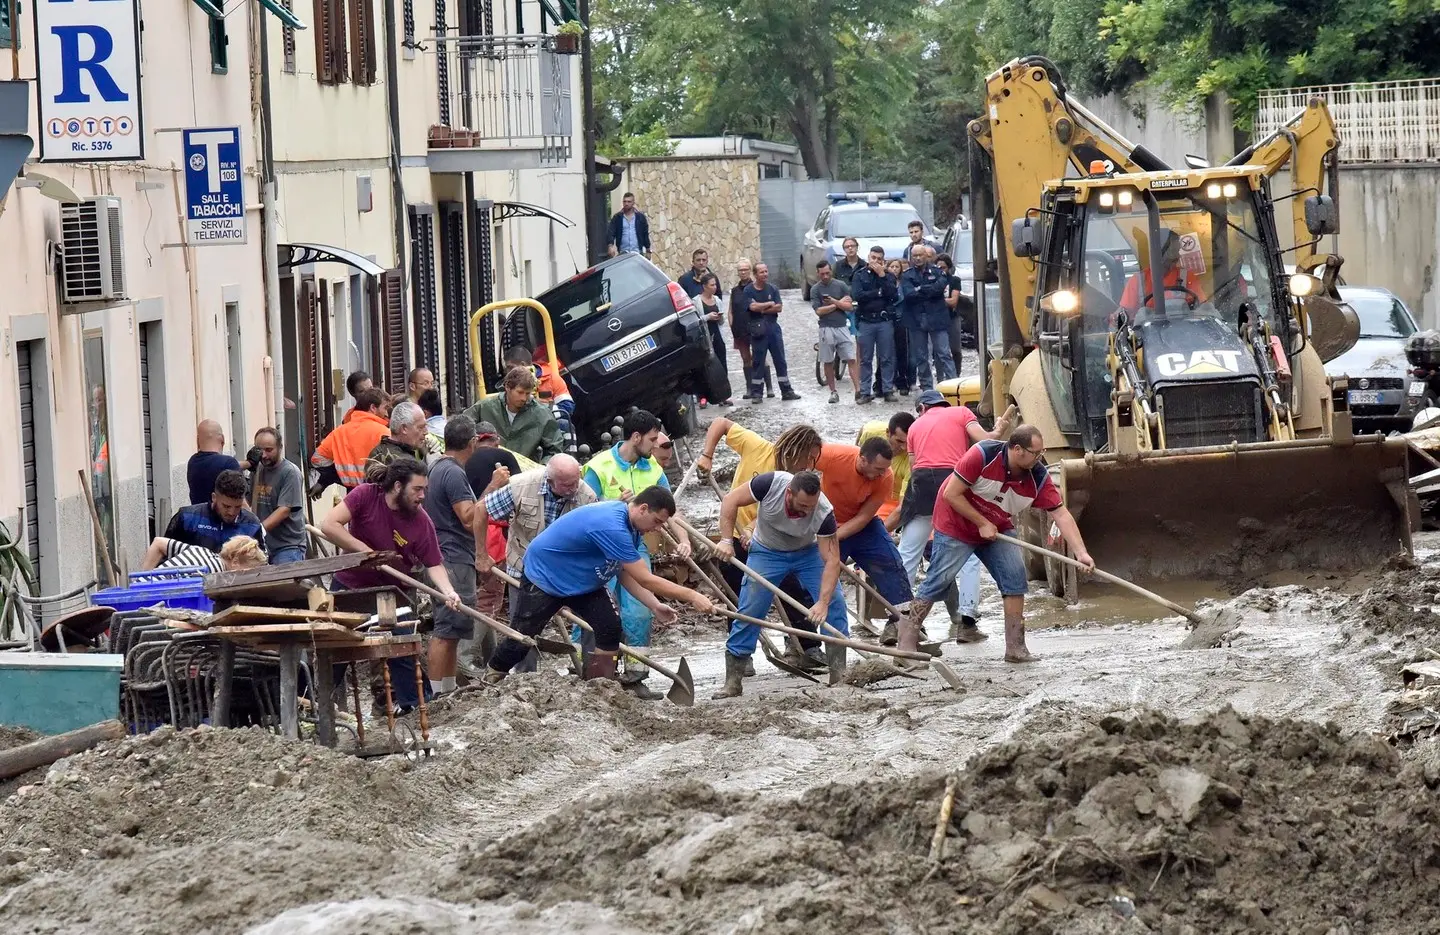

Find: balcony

[1256,78,1440,164]
[427,32,575,173]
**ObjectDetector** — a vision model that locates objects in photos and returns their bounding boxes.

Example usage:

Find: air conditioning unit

[60,196,127,304]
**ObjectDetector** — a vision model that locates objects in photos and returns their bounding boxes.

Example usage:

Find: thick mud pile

[1340,553,1440,642]
[438,708,1440,935]
[0,725,428,889]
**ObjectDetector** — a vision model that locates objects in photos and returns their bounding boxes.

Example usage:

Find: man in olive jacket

[463,366,566,463]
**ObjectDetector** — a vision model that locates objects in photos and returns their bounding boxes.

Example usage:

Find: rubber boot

[826,641,847,686]
[618,656,662,700]
[783,645,826,672]
[481,667,507,686]
[581,649,619,680]
[743,656,756,677]
[1003,611,1040,663]
[879,620,899,646]
[711,653,745,699]
[765,367,775,397]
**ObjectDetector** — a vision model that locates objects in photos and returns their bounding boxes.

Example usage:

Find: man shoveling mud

[900,426,1093,663]
[712,470,849,697]
[483,486,714,683]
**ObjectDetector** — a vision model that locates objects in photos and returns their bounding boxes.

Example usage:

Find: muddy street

[4,291,1440,933]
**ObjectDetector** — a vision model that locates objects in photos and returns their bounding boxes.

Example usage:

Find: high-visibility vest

[313,410,389,487]
[583,444,666,501]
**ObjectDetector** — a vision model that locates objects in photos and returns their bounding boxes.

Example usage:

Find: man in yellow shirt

[696,419,823,671]
[855,412,914,532]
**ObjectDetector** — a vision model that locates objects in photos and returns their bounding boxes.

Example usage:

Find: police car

[801,191,932,297]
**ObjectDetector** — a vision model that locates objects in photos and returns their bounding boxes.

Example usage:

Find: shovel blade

[665,656,695,707]
[534,635,575,656]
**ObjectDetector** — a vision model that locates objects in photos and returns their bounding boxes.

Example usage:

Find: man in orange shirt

[1119,230,1208,315]
[311,387,390,490]
[815,437,913,630]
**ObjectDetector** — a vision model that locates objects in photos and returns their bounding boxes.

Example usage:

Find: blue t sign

[182,127,248,245]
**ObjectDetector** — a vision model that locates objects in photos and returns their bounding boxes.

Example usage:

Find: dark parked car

[1324,285,1424,432]
[526,253,730,445]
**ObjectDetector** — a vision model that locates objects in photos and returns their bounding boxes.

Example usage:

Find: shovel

[715,608,934,664]
[658,528,820,684]
[487,566,696,707]
[1002,536,1237,647]
[376,566,536,647]
[839,563,962,688]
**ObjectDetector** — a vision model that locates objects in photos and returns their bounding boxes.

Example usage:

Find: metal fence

[429,32,573,165]
[1256,78,1440,164]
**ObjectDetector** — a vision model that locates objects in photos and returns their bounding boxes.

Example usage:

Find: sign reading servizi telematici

[183,127,247,245]
[33,0,144,162]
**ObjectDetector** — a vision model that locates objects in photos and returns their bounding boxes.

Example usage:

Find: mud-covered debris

[840,659,912,687]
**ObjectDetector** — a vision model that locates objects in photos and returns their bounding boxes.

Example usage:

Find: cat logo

[1155,350,1243,377]
[1149,177,1190,190]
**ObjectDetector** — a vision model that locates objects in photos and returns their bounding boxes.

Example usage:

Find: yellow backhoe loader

[956,56,1413,596]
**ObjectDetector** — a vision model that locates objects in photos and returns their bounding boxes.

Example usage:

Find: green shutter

[189,0,223,17]
[259,0,307,29]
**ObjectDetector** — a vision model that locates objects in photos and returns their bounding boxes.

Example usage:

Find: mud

[3,297,1438,933]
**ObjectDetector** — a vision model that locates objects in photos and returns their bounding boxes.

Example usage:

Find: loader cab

[1024,169,1293,451]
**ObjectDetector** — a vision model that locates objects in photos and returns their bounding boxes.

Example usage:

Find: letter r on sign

[50,25,129,103]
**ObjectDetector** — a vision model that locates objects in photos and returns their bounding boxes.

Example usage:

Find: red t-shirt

[816,444,892,524]
[333,483,445,589]
[908,406,980,470]
[932,440,1062,544]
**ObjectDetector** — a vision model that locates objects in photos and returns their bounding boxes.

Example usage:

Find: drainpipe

[257,7,285,431]
[383,0,407,292]
[579,0,599,264]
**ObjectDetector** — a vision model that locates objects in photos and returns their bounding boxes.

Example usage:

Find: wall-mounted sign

[183,127,247,245]
[33,0,144,162]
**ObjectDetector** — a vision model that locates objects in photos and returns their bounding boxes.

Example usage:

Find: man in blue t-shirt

[484,486,714,682]
[187,420,241,505]
[742,262,803,403]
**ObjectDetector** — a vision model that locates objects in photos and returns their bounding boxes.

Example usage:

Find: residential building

[259,0,586,458]
[669,135,807,180]
[0,0,274,593]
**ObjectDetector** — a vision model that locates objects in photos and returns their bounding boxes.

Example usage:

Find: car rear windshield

[831,208,921,239]
[1347,292,1417,339]
[542,258,668,331]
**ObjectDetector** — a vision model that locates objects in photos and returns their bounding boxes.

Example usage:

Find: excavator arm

[1226,97,1341,281]
[968,56,1172,346]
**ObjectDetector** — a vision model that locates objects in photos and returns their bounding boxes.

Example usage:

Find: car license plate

[1348,390,1382,405]
[1412,381,1428,396]
[601,335,657,372]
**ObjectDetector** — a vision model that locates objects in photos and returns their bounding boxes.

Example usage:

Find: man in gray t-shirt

[711,469,851,696]
[419,416,484,696]
[250,428,308,564]
[810,261,860,404]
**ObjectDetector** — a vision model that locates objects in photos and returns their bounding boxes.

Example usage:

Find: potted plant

[552,20,583,54]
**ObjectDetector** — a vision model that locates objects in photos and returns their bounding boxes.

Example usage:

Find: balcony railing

[1256,78,1440,164]
[428,32,573,166]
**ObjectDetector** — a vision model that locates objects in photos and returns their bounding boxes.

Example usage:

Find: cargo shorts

[432,561,479,640]
[818,325,857,362]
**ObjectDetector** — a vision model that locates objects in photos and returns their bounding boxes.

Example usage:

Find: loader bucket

[1054,436,1414,591]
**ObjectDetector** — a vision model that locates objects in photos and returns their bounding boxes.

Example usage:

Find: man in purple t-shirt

[321,458,461,712]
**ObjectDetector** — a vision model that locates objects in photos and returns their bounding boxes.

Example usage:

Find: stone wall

[618,156,762,284]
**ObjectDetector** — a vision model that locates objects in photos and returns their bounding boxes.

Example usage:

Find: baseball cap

[473,420,500,442]
[916,390,950,409]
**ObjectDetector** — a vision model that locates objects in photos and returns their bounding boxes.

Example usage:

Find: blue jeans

[748,318,792,397]
[899,514,980,618]
[857,319,895,395]
[839,518,912,607]
[917,530,1028,601]
[908,327,956,390]
[269,546,307,565]
[727,542,848,658]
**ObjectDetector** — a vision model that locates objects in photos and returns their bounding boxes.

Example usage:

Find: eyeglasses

[1023,447,1045,456]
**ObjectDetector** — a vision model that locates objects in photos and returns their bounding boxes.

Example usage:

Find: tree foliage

[1102,0,1440,126]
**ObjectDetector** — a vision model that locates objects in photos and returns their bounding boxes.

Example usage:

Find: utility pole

[256,6,285,432]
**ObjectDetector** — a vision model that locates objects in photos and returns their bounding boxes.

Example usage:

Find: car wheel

[660,395,700,440]
[697,355,732,404]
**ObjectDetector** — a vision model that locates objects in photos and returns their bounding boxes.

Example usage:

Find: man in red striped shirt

[900,425,1093,663]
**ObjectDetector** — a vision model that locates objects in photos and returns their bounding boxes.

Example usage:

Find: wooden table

[208,613,426,748]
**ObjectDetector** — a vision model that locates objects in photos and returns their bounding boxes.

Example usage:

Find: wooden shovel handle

[1003,535,1203,625]
[717,608,931,663]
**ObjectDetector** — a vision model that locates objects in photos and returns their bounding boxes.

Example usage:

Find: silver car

[801,192,930,297]
[1324,285,1425,431]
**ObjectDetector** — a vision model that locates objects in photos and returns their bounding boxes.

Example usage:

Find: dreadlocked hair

[773,424,823,473]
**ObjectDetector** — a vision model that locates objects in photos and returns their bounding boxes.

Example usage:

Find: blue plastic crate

[93,582,213,613]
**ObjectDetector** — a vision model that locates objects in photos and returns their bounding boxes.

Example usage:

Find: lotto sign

[33,0,144,162]
[182,127,247,245]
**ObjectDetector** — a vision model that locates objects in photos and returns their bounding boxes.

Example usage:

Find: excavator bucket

[1053,436,1414,592]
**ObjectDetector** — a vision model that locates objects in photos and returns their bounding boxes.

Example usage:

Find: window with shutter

[438,202,471,411]
[380,269,409,392]
[460,0,491,36]
[402,0,414,48]
[330,0,349,82]
[299,278,323,451]
[409,207,440,373]
[349,0,377,85]
[282,0,296,73]
[313,0,348,84]
[316,283,338,427]
[208,16,228,74]
[0,0,14,49]
[435,0,450,125]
